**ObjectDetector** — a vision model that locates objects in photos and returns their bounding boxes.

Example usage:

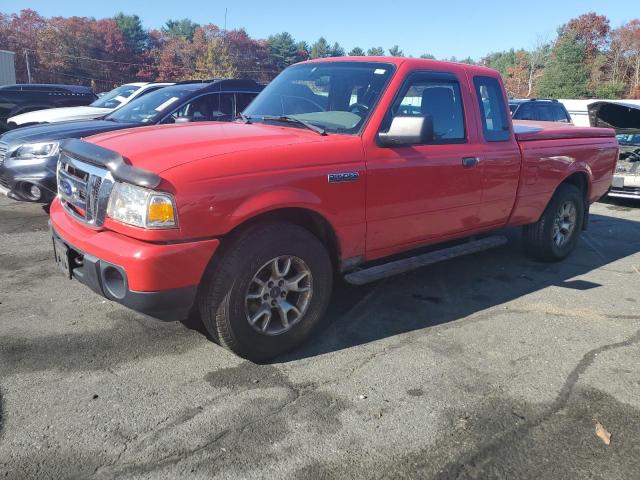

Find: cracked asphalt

[1,195,639,479]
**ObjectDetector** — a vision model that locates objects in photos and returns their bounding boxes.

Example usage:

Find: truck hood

[86,122,329,174]
[9,106,113,126]
[0,119,138,146]
[587,101,640,134]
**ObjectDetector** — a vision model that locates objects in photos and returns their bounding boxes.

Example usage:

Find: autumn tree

[0,9,45,82]
[502,51,530,97]
[565,12,610,59]
[618,19,640,97]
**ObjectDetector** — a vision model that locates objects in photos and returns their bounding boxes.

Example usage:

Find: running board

[344,235,508,286]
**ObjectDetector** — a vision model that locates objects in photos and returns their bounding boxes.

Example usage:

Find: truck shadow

[278,211,640,362]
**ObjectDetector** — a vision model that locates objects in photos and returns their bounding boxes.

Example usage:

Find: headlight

[106,182,178,229]
[14,142,59,159]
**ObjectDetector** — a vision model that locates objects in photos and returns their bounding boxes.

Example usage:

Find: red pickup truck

[49,57,617,360]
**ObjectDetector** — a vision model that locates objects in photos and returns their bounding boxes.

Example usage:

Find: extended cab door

[363,70,485,257]
[470,75,521,226]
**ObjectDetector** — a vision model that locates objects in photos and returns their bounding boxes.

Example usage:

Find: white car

[7,82,174,127]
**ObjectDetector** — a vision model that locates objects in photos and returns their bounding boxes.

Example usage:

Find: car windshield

[509,103,519,114]
[105,86,198,124]
[91,84,141,109]
[244,61,394,134]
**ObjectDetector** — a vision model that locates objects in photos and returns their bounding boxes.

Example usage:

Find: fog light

[29,184,42,200]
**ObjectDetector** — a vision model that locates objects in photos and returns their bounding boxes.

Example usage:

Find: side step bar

[344,235,508,286]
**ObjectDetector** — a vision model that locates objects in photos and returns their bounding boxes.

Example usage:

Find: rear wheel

[523,183,584,262]
[198,222,333,361]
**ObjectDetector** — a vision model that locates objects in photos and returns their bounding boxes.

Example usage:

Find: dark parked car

[0,79,263,204]
[509,98,572,123]
[0,84,97,132]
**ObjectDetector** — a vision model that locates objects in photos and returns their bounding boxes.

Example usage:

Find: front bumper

[0,152,58,203]
[49,200,220,321]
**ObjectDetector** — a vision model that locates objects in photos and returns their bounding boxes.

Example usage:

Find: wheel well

[561,172,589,200]
[225,208,341,265]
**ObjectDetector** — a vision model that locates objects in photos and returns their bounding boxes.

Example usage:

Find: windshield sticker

[374,69,387,75]
[155,97,179,112]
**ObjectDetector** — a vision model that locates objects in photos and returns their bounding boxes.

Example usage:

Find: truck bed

[508,120,618,226]
[513,120,615,141]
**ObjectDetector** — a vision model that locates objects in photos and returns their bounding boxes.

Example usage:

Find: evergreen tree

[537,32,590,98]
[163,18,199,41]
[113,13,147,53]
[267,32,299,70]
[420,53,436,59]
[310,37,330,58]
[367,47,385,56]
[388,45,404,57]
[348,47,365,56]
[330,42,345,57]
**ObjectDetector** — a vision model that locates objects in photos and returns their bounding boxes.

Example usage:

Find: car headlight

[106,182,178,229]
[13,142,59,159]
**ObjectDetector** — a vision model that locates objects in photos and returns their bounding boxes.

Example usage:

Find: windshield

[244,61,394,134]
[509,103,519,114]
[91,84,141,109]
[105,86,197,124]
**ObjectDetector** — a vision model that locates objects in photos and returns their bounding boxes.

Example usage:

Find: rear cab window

[473,76,511,142]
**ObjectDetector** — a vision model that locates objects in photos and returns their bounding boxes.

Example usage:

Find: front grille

[0,141,7,167]
[57,153,113,227]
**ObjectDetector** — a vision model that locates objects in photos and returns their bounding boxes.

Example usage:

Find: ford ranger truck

[49,58,618,361]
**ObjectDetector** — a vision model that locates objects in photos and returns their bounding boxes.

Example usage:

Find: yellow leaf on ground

[595,421,611,446]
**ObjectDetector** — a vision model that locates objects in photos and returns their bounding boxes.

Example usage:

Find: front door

[364,71,485,257]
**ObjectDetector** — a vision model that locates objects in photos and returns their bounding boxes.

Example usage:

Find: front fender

[227,186,328,230]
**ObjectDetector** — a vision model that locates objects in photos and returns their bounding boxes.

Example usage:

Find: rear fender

[509,166,593,226]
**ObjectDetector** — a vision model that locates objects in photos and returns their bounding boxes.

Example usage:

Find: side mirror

[378,115,434,147]
[175,117,192,124]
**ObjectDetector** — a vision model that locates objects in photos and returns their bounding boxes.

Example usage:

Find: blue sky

[6,0,636,60]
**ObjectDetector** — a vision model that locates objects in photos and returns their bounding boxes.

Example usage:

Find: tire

[198,222,333,362]
[523,183,584,262]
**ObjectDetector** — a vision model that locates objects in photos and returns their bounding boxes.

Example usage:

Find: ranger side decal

[328,172,360,183]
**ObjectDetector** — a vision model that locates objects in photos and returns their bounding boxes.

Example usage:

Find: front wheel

[198,222,333,361]
[523,183,585,262]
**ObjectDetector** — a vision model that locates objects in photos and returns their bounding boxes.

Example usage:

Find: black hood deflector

[60,138,161,189]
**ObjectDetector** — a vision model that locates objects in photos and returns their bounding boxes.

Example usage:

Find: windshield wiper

[237,112,252,124]
[260,115,327,136]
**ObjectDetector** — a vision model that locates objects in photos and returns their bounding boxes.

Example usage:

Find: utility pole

[25,50,32,83]
[224,8,227,31]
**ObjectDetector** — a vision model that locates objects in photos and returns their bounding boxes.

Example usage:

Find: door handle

[462,156,480,168]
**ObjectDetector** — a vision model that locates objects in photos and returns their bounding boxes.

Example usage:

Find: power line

[26,48,280,75]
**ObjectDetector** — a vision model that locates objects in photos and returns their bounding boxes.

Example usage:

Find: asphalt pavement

[1,195,639,479]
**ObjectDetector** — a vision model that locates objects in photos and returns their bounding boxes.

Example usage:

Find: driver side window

[381,74,466,144]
